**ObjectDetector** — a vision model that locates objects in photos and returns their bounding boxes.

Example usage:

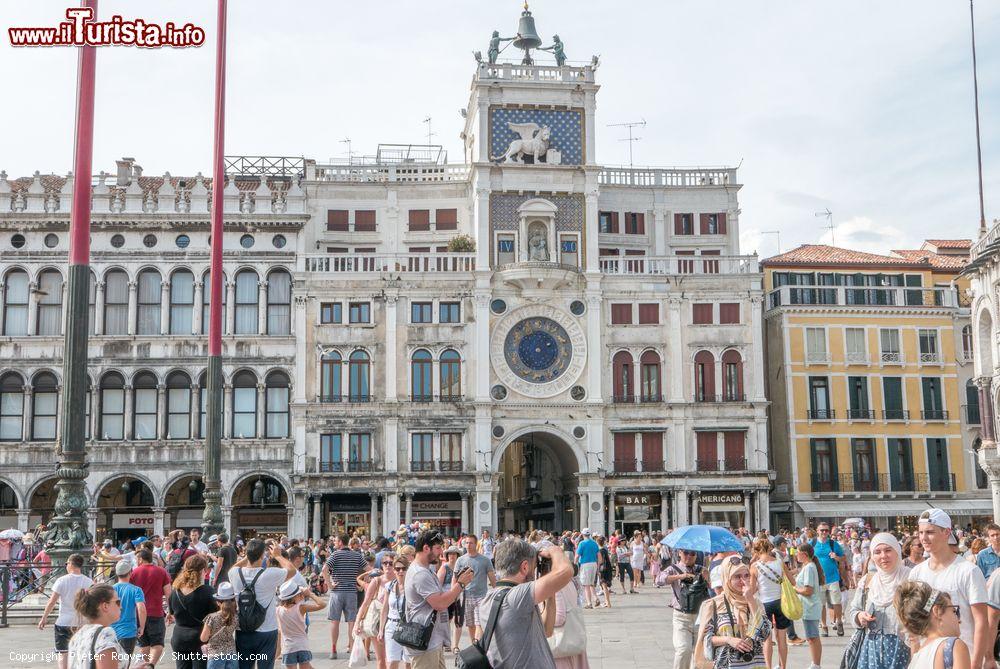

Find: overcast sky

[2,1,998,257]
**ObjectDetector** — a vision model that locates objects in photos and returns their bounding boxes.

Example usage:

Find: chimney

[116,157,135,186]
[132,163,143,180]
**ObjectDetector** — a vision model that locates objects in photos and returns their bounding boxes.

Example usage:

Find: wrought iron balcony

[410,461,435,472]
[915,472,956,492]
[921,409,949,421]
[438,460,463,472]
[319,460,377,473]
[807,409,835,420]
[697,458,748,472]
[883,409,909,420]
[768,286,959,309]
[847,409,875,420]
[318,394,372,404]
[694,393,747,403]
[613,394,663,404]
[613,458,637,473]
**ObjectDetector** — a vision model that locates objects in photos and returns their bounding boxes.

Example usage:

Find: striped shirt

[324,549,366,593]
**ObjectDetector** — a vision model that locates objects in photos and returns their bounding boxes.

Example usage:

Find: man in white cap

[575,528,599,608]
[111,560,147,658]
[908,508,994,669]
[38,553,93,669]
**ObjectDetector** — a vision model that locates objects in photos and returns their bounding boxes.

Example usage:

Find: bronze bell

[512,9,542,52]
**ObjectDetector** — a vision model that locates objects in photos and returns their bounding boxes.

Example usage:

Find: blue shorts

[282,650,313,666]
[802,619,820,639]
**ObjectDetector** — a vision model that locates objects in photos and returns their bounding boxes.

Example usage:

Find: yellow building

[763,240,993,530]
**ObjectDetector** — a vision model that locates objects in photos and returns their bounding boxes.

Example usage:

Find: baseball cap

[115,561,132,576]
[918,508,952,530]
[581,528,592,536]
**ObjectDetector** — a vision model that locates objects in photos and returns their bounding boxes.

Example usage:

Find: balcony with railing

[696,457,749,472]
[611,459,668,474]
[318,394,372,404]
[303,253,475,274]
[847,409,875,421]
[693,394,748,403]
[475,60,596,84]
[600,255,758,276]
[612,394,663,404]
[921,409,949,421]
[437,460,464,472]
[598,166,738,188]
[880,351,903,364]
[919,352,941,364]
[768,285,959,310]
[318,460,377,473]
[883,409,910,421]
[805,352,829,365]
[810,472,956,493]
[807,409,835,420]
[964,404,981,424]
[845,352,869,365]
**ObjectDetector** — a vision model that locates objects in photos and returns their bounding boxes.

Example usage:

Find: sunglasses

[110,599,121,606]
[727,556,743,566]
[395,567,408,572]
[942,605,961,621]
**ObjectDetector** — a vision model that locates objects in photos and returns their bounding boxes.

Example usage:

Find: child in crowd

[894,581,970,669]
[276,580,327,669]
[200,582,238,669]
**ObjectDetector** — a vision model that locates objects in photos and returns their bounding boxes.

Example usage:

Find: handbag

[391,592,434,651]
[548,586,587,658]
[361,596,382,638]
[780,574,802,621]
[457,587,512,669]
[839,575,870,669]
[692,600,717,669]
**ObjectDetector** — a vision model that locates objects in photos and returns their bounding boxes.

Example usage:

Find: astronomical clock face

[491,304,587,398]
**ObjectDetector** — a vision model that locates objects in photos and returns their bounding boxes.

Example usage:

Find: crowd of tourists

[18,511,1000,669]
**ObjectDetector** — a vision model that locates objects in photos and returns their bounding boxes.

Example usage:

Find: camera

[537,555,552,575]
[735,641,755,663]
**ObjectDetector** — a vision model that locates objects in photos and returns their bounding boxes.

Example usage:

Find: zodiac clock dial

[490,304,587,399]
[503,317,572,384]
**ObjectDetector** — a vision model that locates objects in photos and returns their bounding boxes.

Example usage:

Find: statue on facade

[491,122,551,164]
[540,35,567,66]
[528,229,550,261]
[488,30,516,65]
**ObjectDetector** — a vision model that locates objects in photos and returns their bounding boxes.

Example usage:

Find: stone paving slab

[0,584,852,668]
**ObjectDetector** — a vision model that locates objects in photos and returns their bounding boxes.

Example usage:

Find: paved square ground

[0,584,851,668]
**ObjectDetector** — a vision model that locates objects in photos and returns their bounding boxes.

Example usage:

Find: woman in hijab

[845,532,911,669]
[699,556,772,668]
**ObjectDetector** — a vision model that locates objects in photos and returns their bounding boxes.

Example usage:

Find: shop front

[236,510,288,540]
[411,497,463,534]
[612,492,662,537]
[324,494,371,538]
[698,491,745,529]
[110,513,156,543]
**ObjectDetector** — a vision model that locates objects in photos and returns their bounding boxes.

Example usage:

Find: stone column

[225,281,236,335]
[473,292,490,401]
[93,281,105,335]
[26,281,38,335]
[385,493,401,535]
[159,281,170,335]
[222,505,233,536]
[122,384,134,440]
[21,386,33,441]
[977,377,995,443]
[87,507,98,542]
[293,297,307,401]
[749,295,765,401]
[126,281,137,336]
[257,280,268,335]
[153,507,166,537]
[384,418,398,472]
[660,494,669,531]
[223,385,233,439]
[405,494,413,525]
[190,383,201,439]
[16,509,30,533]
[586,293,604,401]
[256,383,266,439]
[652,206,668,256]
[668,298,685,402]
[91,387,101,440]
[385,294,398,401]
[475,488,491,535]
[675,489,689,526]
[157,384,167,439]
[584,190,599,271]
[978,447,1000,523]
[370,493,379,538]
[743,493,753,531]
[755,490,770,532]
[311,497,322,541]
[192,281,203,335]
[460,491,470,535]
[690,492,700,525]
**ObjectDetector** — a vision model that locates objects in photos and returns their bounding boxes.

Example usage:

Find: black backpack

[166,549,187,580]
[236,568,268,632]
[675,565,710,614]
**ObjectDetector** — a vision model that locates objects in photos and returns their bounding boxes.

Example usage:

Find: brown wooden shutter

[723,431,746,467]
[719,303,740,324]
[408,209,430,231]
[327,209,349,231]
[435,208,458,230]
[354,210,376,232]
[718,213,727,235]
[610,211,620,234]
[614,432,637,471]
[638,303,659,324]
[327,246,348,253]
[636,212,645,234]
[696,351,716,398]
[693,303,713,324]
[699,213,710,235]
[697,432,718,470]
[611,304,633,324]
[625,249,646,256]
[409,246,430,253]
[599,247,620,256]
[641,432,662,469]
[674,214,683,235]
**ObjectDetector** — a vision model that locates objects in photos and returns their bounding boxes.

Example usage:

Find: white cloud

[817,217,910,254]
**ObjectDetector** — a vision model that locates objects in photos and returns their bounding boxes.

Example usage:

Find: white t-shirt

[987,570,1000,611]
[52,573,94,627]
[68,624,126,669]
[192,541,210,554]
[908,554,989,648]
[229,566,290,634]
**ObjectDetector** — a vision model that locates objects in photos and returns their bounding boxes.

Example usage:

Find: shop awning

[922,500,996,516]
[796,500,932,518]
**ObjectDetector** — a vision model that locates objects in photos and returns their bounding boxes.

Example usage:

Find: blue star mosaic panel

[490,192,584,231]
[503,317,573,384]
[489,107,584,166]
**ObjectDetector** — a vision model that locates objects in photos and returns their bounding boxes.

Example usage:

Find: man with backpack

[664,548,710,669]
[810,522,846,637]
[229,538,297,669]
[165,531,198,582]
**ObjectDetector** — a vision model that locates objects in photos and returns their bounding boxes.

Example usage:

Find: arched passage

[229,474,288,540]
[162,473,205,534]
[0,478,21,529]
[94,475,155,544]
[27,477,60,528]
[495,430,582,533]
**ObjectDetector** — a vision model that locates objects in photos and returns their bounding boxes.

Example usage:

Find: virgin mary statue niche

[528,222,550,261]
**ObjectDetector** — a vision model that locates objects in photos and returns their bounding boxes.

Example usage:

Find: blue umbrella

[660,525,744,554]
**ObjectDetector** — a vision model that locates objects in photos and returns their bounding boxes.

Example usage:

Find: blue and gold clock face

[503,317,572,384]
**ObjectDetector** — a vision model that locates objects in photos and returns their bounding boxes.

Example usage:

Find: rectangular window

[497,234,515,266]
[610,304,633,325]
[320,302,342,324]
[918,329,939,362]
[921,377,945,419]
[719,303,740,324]
[435,208,458,231]
[408,209,430,231]
[320,434,343,472]
[133,388,157,440]
[32,392,57,441]
[674,213,694,235]
[439,302,461,324]
[808,377,831,418]
[641,432,663,471]
[697,432,718,471]
[349,302,370,324]
[805,327,827,362]
[613,432,636,472]
[882,377,905,419]
[887,438,914,490]
[851,438,877,491]
[559,235,579,268]
[599,211,619,234]
[410,302,432,324]
[348,433,372,471]
[926,438,951,491]
[411,433,434,471]
[847,376,870,419]
[2,271,28,336]
[700,214,723,235]
[624,212,645,235]
[354,210,376,232]
[810,438,838,491]
[880,328,901,363]
[441,432,462,470]
[845,328,866,363]
[905,274,923,306]
[327,209,349,231]
[232,386,256,439]
[637,303,659,325]
[692,304,713,325]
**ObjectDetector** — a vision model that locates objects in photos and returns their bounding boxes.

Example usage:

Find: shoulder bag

[776,561,802,621]
[692,599,718,669]
[392,569,438,652]
[456,587,512,669]
[361,591,383,638]
[548,584,587,658]
[839,574,871,669]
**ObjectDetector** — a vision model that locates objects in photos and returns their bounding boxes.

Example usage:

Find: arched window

[88,271,96,335]
[201,271,226,335]
[265,371,289,438]
[266,270,291,335]
[962,324,974,361]
[136,269,162,335]
[234,270,259,334]
[36,269,63,335]
[411,349,433,401]
[132,372,158,440]
[320,351,342,402]
[0,372,24,440]
[966,379,981,424]
[2,270,29,336]
[166,371,191,439]
[103,270,128,335]
[169,270,194,335]
[349,351,370,402]
[722,350,744,401]
[31,372,58,440]
[99,372,125,440]
[440,349,461,400]
[695,350,716,402]
[612,351,633,403]
[639,351,661,402]
[232,371,258,438]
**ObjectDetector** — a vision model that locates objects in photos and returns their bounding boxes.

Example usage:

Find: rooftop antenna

[760,230,782,254]
[423,117,435,147]
[969,0,988,237]
[607,119,646,168]
[815,208,834,246]
[339,138,353,164]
